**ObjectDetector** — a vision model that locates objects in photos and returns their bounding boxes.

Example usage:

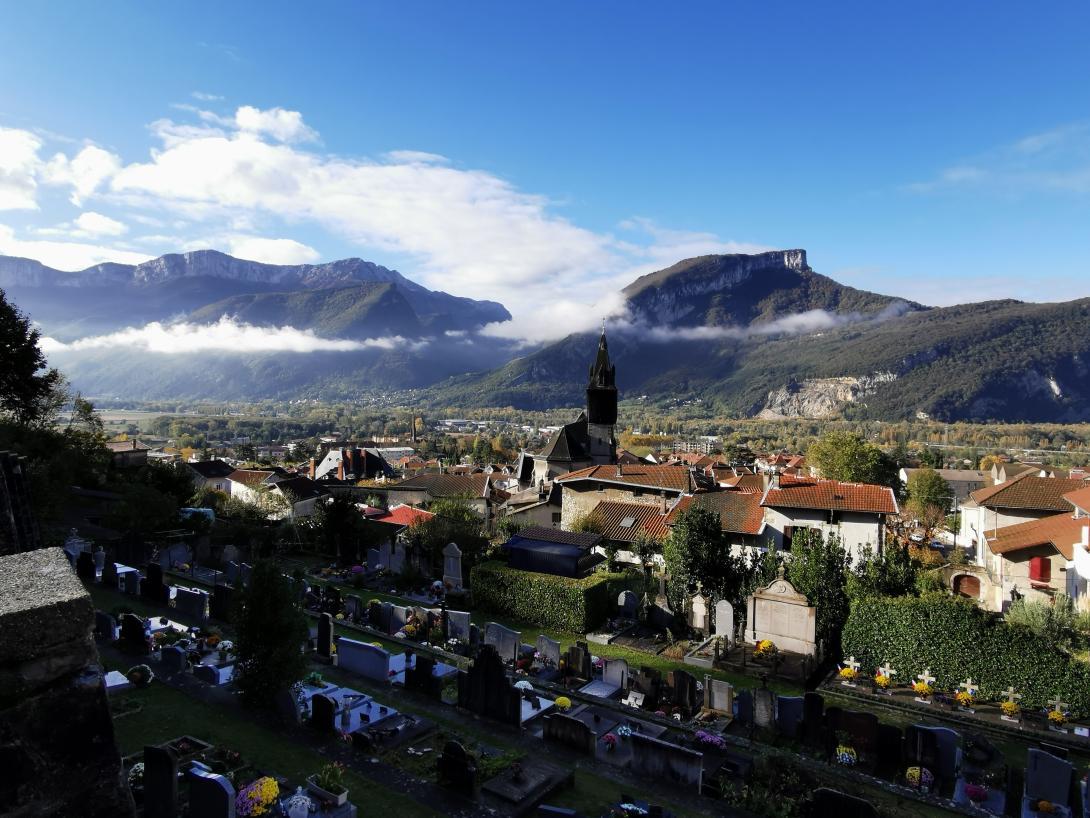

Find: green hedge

[470,561,640,633]
[843,594,1090,715]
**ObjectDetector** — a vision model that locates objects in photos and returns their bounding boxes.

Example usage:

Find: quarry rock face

[0,548,135,818]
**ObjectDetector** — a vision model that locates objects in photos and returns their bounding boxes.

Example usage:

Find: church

[516,330,619,489]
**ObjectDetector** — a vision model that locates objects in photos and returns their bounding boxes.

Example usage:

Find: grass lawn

[111,683,439,818]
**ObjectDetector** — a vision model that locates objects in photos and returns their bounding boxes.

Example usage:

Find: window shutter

[1030,556,1051,583]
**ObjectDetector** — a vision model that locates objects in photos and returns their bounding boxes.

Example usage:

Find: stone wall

[0,451,41,555]
[0,548,135,817]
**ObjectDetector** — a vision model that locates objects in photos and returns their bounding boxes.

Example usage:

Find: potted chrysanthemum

[307,761,348,806]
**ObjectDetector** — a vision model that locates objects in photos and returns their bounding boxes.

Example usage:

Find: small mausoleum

[502,526,605,578]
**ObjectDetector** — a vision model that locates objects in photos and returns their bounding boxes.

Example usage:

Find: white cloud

[42,145,122,206]
[385,150,449,165]
[0,224,151,269]
[191,91,224,102]
[74,211,127,237]
[40,315,426,354]
[226,236,320,265]
[234,106,318,143]
[0,127,43,210]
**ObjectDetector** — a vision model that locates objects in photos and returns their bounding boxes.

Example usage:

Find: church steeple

[586,330,617,463]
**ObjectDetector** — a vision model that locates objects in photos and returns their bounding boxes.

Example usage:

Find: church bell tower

[586,330,618,464]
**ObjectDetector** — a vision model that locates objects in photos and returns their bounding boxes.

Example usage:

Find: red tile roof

[590,500,670,542]
[986,513,1089,560]
[721,474,764,492]
[970,475,1090,512]
[227,468,280,488]
[760,475,898,514]
[556,463,698,492]
[1064,486,1090,515]
[666,491,766,535]
[373,504,435,527]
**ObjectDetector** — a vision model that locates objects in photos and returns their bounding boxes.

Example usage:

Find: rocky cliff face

[757,373,897,419]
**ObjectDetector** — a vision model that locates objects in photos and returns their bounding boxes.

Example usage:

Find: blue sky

[2,2,1089,342]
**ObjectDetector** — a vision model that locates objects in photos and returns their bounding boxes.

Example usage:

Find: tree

[404,499,488,572]
[847,544,918,601]
[788,529,852,656]
[807,431,899,488]
[0,288,64,428]
[906,467,950,512]
[233,560,309,709]
[662,506,746,611]
[918,447,944,469]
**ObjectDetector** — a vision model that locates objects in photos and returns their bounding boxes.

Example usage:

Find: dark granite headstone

[904,724,961,793]
[101,560,119,589]
[670,669,698,714]
[142,562,168,604]
[633,666,662,710]
[159,645,187,675]
[776,696,805,739]
[617,590,638,619]
[826,707,881,769]
[316,612,334,658]
[345,594,363,624]
[542,713,597,756]
[193,664,219,685]
[143,744,179,818]
[173,588,209,621]
[189,767,235,818]
[563,641,593,681]
[122,569,141,596]
[210,583,234,622]
[276,688,302,725]
[75,551,96,581]
[310,693,336,733]
[456,644,521,726]
[119,613,149,654]
[438,740,478,797]
[876,724,903,777]
[94,611,116,641]
[406,654,442,698]
[735,689,754,729]
[802,692,824,748]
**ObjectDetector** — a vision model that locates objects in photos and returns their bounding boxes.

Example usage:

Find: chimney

[337,459,345,481]
[308,458,316,480]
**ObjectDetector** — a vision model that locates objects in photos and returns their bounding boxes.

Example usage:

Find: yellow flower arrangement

[874,674,891,689]
[955,691,975,708]
[555,696,572,712]
[1000,700,1021,718]
[1048,709,1067,726]
[912,681,933,697]
[838,667,858,681]
[1036,800,1056,814]
[753,639,777,659]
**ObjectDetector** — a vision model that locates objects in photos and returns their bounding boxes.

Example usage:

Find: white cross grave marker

[878,662,897,680]
[1001,687,1022,704]
[917,669,936,687]
[1048,695,1069,713]
[842,656,861,674]
[959,678,978,697]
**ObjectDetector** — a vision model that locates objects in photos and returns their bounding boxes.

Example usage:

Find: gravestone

[93,547,106,573]
[617,590,638,619]
[535,634,561,667]
[629,733,703,792]
[904,724,961,790]
[189,767,236,818]
[225,561,239,584]
[75,551,96,581]
[193,664,220,685]
[438,740,478,797]
[633,666,662,709]
[753,687,775,729]
[337,638,391,683]
[876,724,903,776]
[119,614,148,654]
[143,744,179,818]
[239,563,253,586]
[94,611,116,642]
[389,605,408,635]
[714,600,734,644]
[448,610,472,643]
[776,696,805,739]
[143,562,168,604]
[1025,748,1073,807]
[703,676,733,717]
[316,613,334,658]
[122,569,141,596]
[745,567,817,657]
[406,654,442,698]
[689,590,709,635]
[310,693,336,733]
[366,548,381,571]
[484,622,521,664]
[826,708,881,768]
[276,688,302,725]
[374,602,393,633]
[543,713,597,756]
[735,690,754,729]
[101,560,119,589]
[173,588,209,622]
[210,584,234,622]
[604,658,629,691]
[442,542,463,591]
[563,641,593,681]
[670,669,699,713]
[344,594,363,624]
[456,644,521,726]
[802,692,825,748]
[160,646,187,675]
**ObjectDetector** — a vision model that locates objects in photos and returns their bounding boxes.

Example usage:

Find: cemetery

[21,519,1090,818]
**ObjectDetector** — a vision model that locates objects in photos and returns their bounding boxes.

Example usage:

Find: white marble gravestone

[744,567,817,657]
[442,542,463,591]
[714,599,734,643]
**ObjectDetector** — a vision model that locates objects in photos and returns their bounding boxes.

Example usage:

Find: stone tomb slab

[518,693,554,725]
[388,651,458,686]
[481,754,569,809]
[104,670,131,694]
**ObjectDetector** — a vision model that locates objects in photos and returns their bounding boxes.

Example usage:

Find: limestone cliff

[758,373,897,419]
